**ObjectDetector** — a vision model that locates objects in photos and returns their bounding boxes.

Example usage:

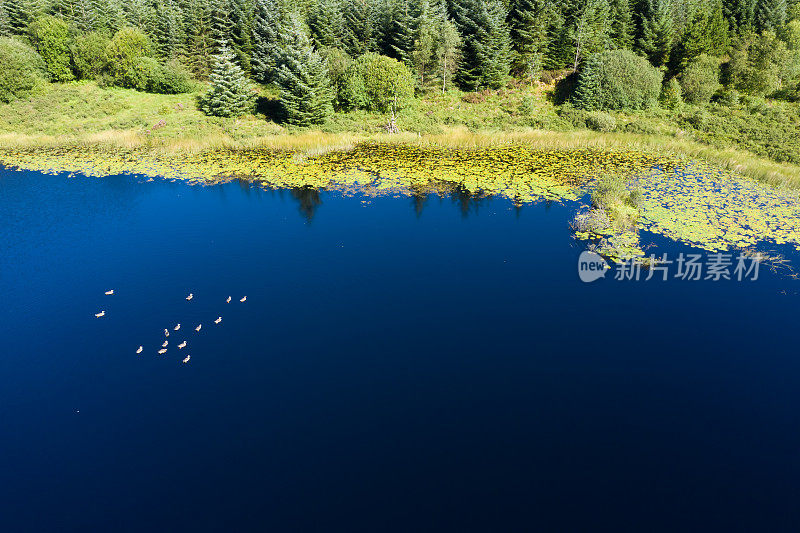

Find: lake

[2,165,800,532]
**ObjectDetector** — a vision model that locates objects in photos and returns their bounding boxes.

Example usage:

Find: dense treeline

[1,0,800,124]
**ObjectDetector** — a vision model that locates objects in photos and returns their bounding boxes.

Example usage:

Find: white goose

[174,324,181,331]
[95,311,105,318]
[162,340,168,348]
[240,296,247,303]
[105,290,114,295]
[164,329,170,337]
[226,296,231,303]
[158,348,167,354]
[136,346,143,354]
[178,341,187,349]
[195,324,202,332]
[182,355,191,364]
[186,293,193,301]
[214,317,222,324]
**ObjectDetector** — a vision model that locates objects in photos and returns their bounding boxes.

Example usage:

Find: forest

[1,0,800,164]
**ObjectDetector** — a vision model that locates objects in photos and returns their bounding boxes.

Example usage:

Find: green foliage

[756,0,787,32]
[609,0,634,49]
[308,0,344,49]
[727,31,792,96]
[637,0,674,67]
[680,54,721,105]
[507,0,550,79]
[71,32,110,80]
[341,0,372,57]
[105,27,153,88]
[361,52,414,111]
[672,0,728,71]
[199,41,255,116]
[661,77,683,109]
[0,36,47,103]
[27,15,74,82]
[574,49,663,110]
[585,110,616,131]
[133,57,194,93]
[274,14,333,125]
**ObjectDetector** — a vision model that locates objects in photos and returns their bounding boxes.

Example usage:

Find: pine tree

[153,0,185,59]
[341,0,371,56]
[573,52,603,109]
[673,0,729,70]
[308,0,344,49]
[571,0,611,69]
[609,0,634,48]
[183,0,214,77]
[386,0,418,65]
[210,0,233,52]
[724,0,757,35]
[3,0,31,34]
[229,0,253,72]
[274,13,334,125]
[252,0,284,83]
[199,41,256,117]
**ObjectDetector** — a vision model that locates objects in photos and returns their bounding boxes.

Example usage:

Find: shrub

[342,53,414,112]
[661,77,683,109]
[726,31,791,97]
[132,57,193,94]
[573,49,663,110]
[680,54,721,105]
[557,102,587,128]
[0,37,48,103]
[71,32,109,80]
[105,27,153,88]
[27,15,74,82]
[319,47,356,111]
[585,111,616,132]
[713,87,740,106]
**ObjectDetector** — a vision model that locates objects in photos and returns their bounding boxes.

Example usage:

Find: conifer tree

[252,0,284,83]
[0,1,10,36]
[756,0,787,31]
[574,52,602,109]
[609,0,634,48]
[229,0,253,71]
[153,0,185,59]
[308,0,344,49]
[638,0,675,66]
[199,41,256,117]
[183,0,214,77]
[453,0,511,90]
[274,13,334,125]
[507,0,552,78]
[386,0,417,65]
[341,0,371,56]
[210,0,233,52]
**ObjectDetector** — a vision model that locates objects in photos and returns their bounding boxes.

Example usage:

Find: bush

[132,57,193,94]
[71,32,109,80]
[27,15,74,82]
[661,77,683,109]
[713,87,740,106]
[680,54,721,105]
[105,27,153,88]
[0,37,48,103]
[557,102,587,128]
[726,31,791,97]
[585,111,616,132]
[573,49,663,110]
[340,53,414,112]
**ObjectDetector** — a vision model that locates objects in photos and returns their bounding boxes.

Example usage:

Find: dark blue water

[2,167,800,532]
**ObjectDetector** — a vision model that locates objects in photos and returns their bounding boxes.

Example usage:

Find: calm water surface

[1,167,800,532]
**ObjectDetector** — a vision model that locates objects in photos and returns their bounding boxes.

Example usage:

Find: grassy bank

[1,81,799,189]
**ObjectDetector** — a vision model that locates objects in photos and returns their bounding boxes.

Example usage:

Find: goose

[164,329,170,337]
[178,341,187,349]
[214,317,222,324]
[182,355,191,364]
[195,324,202,332]
[226,296,231,303]
[136,346,143,354]
[162,340,168,348]
[186,293,193,301]
[105,290,114,295]
[158,348,167,354]
[240,296,247,302]
[95,311,105,318]
[174,324,181,331]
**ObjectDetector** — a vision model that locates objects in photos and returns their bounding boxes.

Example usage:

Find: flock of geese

[95,291,248,364]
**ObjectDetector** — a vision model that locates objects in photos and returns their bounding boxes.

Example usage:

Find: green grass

[1,80,799,188]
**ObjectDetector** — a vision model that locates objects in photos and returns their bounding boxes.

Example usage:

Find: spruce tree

[453,0,511,90]
[183,0,214,77]
[507,0,552,78]
[274,13,334,125]
[386,0,417,65]
[199,41,256,117]
[341,0,371,56]
[573,52,603,109]
[609,0,634,49]
[153,0,185,59]
[756,0,787,31]
[229,0,253,72]
[308,0,344,49]
[0,1,10,36]
[638,0,675,66]
[251,0,284,83]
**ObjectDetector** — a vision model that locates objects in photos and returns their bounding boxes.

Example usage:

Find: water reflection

[290,186,323,223]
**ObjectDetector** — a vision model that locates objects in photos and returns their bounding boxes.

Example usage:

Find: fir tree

[453,0,511,90]
[386,0,418,65]
[153,0,185,59]
[199,41,256,117]
[229,0,253,71]
[182,0,214,77]
[0,1,10,36]
[274,13,334,125]
[573,52,603,109]
[251,0,284,83]
[756,0,787,31]
[638,0,675,66]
